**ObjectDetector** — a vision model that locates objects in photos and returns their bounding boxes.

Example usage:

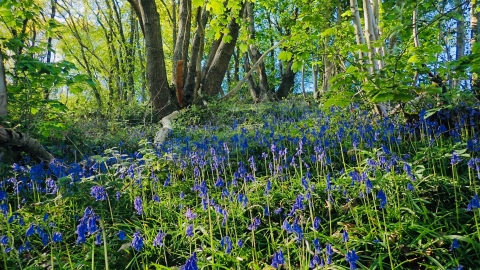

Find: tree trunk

[275,60,296,100]
[184,5,208,105]
[471,0,480,99]
[412,6,420,85]
[243,52,260,102]
[128,0,175,117]
[245,1,273,102]
[313,62,319,101]
[0,128,54,163]
[202,3,245,97]
[453,0,465,88]
[172,0,191,88]
[350,0,367,64]
[0,47,7,117]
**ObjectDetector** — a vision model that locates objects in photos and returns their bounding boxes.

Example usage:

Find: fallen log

[154,110,180,145]
[0,127,54,163]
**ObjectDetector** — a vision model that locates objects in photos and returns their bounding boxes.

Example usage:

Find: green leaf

[393,93,415,102]
[278,51,292,62]
[472,42,480,54]
[320,27,335,37]
[371,93,394,102]
[324,92,354,107]
[345,66,358,73]
[292,61,302,72]
[192,0,203,8]
[407,55,420,64]
[239,43,248,53]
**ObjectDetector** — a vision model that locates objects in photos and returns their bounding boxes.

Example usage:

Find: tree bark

[313,62,319,101]
[471,0,480,99]
[275,60,296,100]
[222,42,281,101]
[128,0,175,117]
[0,128,54,163]
[0,47,7,117]
[245,1,273,102]
[184,5,209,105]
[350,0,367,64]
[202,3,245,97]
[172,0,191,88]
[243,52,260,102]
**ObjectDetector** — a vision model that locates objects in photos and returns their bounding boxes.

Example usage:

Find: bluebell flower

[248,217,261,231]
[377,189,387,209]
[313,217,321,230]
[309,254,322,269]
[345,250,359,270]
[17,241,31,253]
[90,186,107,201]
[450,238,460,251]
[289,194,305,216]
[301,176,309,190]
[118,230,126,241]
[46,178,58,194]
[313,238,321,253]
[153,194,161,202]
[26,223,35,237]
[406,183,414,192]
[185,208,197,220]
[95,232,103,245]
[264,205,270,216]
[288,219,302,241]
[466,193,479,211]
[131,231,143,251]
[0,235,8,245]
[342,230,349,242]
[153,230,166,247]
[326,244,333,264]
[180,191,185,199]
[186,224,194,237]
[451,152,462,165]
[271,249,285,269]
[52,232,62,243]
[220,235,233,254]
[237,239,244,248]
[38,227,49,245]
[264,179,272,195]
[115,191,121,201]
[75,207,99,244]
[134,196,143,215]
[180,252,197,270]
[282,219,292,233]
[0,189,7,201]
[0,203,8,217]
[215,177,224,188]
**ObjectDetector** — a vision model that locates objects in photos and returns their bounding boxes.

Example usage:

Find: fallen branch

[221,41,282,101]
[0,127,54,163]
[154,110,180,145]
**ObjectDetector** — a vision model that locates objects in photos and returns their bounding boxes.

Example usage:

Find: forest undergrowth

[1,100,479,269]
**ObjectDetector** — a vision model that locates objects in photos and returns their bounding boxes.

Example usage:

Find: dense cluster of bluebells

[1,104,480,268]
